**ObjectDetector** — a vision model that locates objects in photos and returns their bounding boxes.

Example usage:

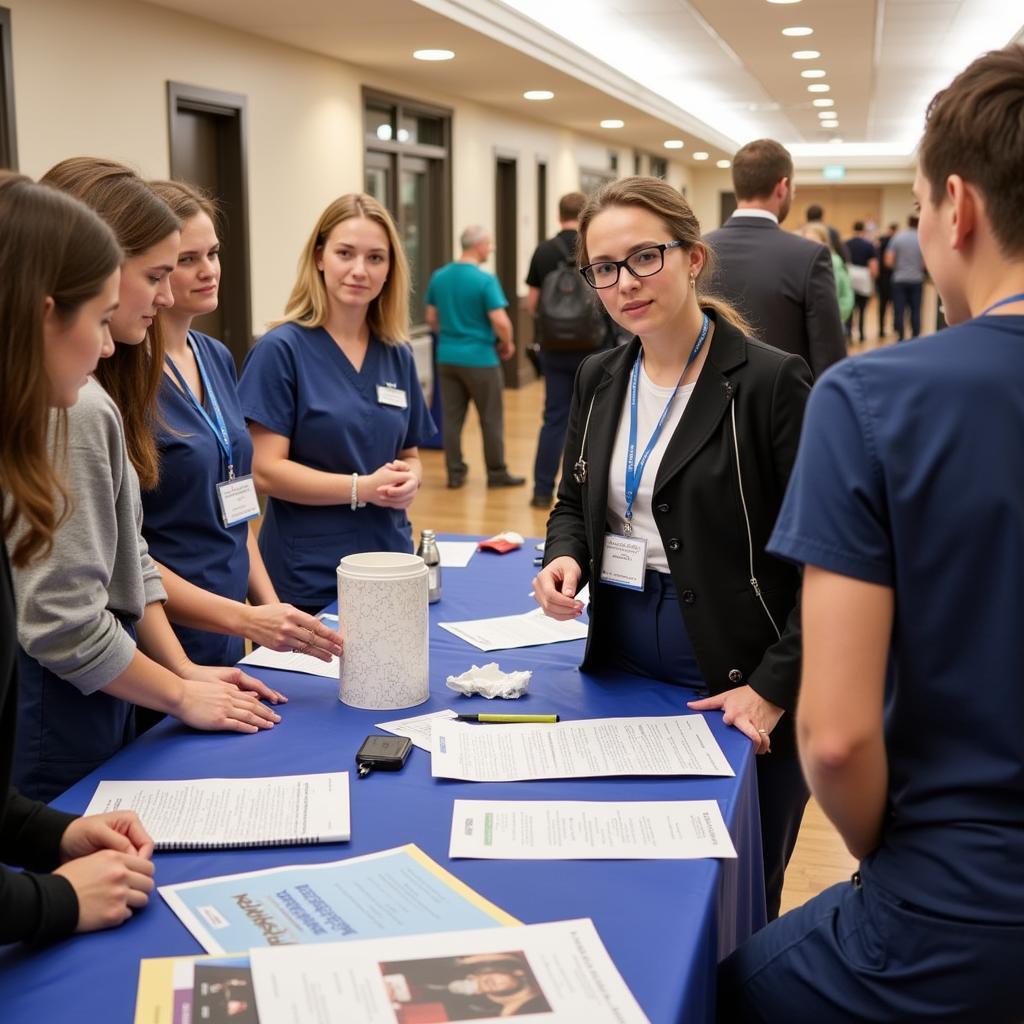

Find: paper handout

[134,954,257,1024]
[431,715,734,781]
[84,773,350,851]
[449,799,737,859]
[375,709,458,751]
[249,918,650,1024]
[435,540,478,567]
[159,844,518,954]
[438,608,588,651]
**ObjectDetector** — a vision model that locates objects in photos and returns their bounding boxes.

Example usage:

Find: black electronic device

[356,735,412,778]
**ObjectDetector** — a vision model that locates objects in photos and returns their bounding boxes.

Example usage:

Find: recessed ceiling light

[663,139,685,149]
[821,120,839,128]
[413,49,454,61]
[523,90,554,101]
[693,151,710,160]
[807,84,831,93]
[792,50,820,59]
[600,119,625,128]
[376,124,393,141]
[830,137,844,144]
[801,69,827,78]
[782,26,813,36]
[767,0,803,5]
[812,98,835,107]
[818,110,838,118]
[716,159,731,169]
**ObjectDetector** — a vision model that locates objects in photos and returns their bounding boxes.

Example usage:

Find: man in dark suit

[704,139,846,378]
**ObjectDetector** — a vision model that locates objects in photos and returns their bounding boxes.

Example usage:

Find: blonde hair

[800,221,832,249]
[41,158,181,490]
[272,194,410,344]
[578,175,755,338]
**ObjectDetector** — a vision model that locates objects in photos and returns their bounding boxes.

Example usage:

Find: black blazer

[703,215,846,379]
[544,313,812,713]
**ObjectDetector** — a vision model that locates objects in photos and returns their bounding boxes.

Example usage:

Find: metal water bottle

[417,529,442,604]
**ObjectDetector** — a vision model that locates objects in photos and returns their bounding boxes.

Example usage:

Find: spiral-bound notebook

[83,772,350,851]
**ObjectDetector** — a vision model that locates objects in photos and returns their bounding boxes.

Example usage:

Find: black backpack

[536,235,606,352]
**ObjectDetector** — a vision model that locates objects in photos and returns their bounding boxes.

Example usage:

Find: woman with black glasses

[532,176,812,919]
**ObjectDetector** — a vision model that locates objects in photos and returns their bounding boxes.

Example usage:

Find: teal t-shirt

[425,262,507,367]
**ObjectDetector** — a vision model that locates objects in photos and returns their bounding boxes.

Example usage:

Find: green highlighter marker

[455,713,559,724]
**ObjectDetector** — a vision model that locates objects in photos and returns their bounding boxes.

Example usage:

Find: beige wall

[5,0,690,330]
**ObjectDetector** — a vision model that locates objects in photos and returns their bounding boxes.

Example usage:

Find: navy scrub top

[237,323,436,608]
[141,331,252,666]
[768,315,1024,925]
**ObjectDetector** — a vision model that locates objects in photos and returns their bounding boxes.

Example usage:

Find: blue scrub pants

[892,281,923,340]
[532,349,589,502]
[15,632,136,803]
[718,872,1024,1023]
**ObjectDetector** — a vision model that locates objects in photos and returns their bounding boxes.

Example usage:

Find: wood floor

[407,292,930,915]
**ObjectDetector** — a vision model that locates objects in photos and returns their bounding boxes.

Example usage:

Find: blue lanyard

[980,292,1024,317]
[165,333,235,479]
[624,313,710,524]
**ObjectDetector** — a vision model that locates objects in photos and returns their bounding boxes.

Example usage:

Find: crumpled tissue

[446,662,532,699]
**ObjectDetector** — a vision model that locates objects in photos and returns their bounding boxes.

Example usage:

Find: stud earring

[689,274,695,288]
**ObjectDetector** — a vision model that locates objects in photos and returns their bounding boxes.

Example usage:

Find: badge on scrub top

[215,474,261,528]
[376,383,408,408]
[600,532,647,591]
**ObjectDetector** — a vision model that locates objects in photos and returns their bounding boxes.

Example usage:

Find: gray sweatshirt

[8,378,166,694]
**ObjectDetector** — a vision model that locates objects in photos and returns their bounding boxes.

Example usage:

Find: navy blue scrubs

[237,324,435,609]
[719,316,1024,1023]
[141,331,252,666]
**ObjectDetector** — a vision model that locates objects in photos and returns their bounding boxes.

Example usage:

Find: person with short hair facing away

[534,176,813,920]
[9,159,282,803]
[885,213,927,340]
[799,221,855,328]
[844,221,880,343]
[805,203,849,262]
[142,180,342,668]
[526,191,606,509]
[425,226,524,490]
[703,140,846,378]
[719,44,1024,1023]
[0,173,157,942]
[876,221,899,337]
[238,194,435,615]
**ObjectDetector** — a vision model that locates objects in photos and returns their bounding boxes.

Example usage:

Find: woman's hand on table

[183,662,287,705]
[365,460,420,510]
[533,556,585,620]
[54,846,155,932]
[175,672,282,733]
[243,603,343,662]
[60,811,155,862]
[687,685,784,755]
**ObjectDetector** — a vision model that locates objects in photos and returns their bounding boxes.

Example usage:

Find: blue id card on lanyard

[165,335,260,528]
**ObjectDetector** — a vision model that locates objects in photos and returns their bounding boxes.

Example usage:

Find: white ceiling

[144,0,1024,167]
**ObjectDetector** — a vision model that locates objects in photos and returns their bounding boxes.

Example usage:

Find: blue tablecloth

[0,537,765,1023]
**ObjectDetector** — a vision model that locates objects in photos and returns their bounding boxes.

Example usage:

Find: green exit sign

[822,164,846,180]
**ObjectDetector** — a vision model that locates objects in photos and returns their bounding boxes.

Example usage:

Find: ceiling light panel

[781,27,813,37]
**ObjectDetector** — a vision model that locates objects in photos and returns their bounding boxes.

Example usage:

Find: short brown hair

[731,139,793,202]
[41,158,181,489]
[558,192,586,222]
[0,173,122,565]
[577,175,754,337]
[919,43,1024,258]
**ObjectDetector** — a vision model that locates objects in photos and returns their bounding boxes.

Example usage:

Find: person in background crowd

[703,140,846,378]
[142,180,342,667]
[719,44,1024,1023]
[239,193,435,614]
[0,172,156,944]
[425,226,524,491]
[886,214,926,340]
[844,221,879,343]
[876,221,899,337]
[805,204,850,262]
[800,222,854,329]
[9,158,282,803]
[534,176,812,920]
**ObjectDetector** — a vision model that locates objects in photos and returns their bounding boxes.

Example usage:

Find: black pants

[852,293,871,341]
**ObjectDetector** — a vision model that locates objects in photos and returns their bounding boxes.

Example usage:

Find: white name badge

[600,532,647,591]
[215,474,261,527]
[376,384,408,409]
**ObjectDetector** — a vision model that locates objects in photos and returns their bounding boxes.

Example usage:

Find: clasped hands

[364,459,420,510]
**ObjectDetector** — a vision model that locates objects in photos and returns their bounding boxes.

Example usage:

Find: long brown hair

[271,193,410,344]
[0,172,122,566]
[40,158,181,489]
[577,176,755,338]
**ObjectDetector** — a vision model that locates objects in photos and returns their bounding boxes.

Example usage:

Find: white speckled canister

[336,552,429,710]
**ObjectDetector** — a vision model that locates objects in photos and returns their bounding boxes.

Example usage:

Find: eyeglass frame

[579,240,686,289]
